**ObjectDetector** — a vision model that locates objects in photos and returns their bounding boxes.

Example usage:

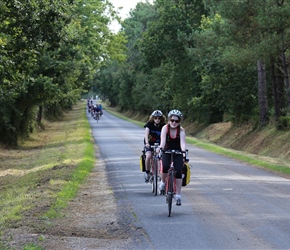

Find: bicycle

[160,149,188,217]
[149,143,160,196]
[94,111,101,122]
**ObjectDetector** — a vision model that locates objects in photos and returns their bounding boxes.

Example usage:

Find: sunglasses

[170,119,180,123]
[154,117,161,120]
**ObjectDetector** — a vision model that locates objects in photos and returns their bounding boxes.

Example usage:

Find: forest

[1,0,290,146]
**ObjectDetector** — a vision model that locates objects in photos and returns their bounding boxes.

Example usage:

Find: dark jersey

[165,124,181,151]
[144,121,165,145]
[94,107,101,112]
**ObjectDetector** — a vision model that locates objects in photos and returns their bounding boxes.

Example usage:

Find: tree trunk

[37,105,43,124]
[280,31,290,114]
[270,59,280,120]
[257,59,269,127]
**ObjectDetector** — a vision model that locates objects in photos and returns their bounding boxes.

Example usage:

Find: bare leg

[145,150,152,172]
[175,179,182,195]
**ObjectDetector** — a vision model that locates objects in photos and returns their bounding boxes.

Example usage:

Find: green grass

[187,137,290,176]
[44,117,95,219]
[23,244,44,250]
[0,101,96,249]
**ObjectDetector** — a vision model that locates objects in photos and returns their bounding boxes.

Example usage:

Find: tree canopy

[0,0,126,146]
[1,0,290,146]
[95,0,290,128]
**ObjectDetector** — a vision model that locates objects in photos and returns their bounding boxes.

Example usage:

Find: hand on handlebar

[157,147,163,159]
[183,149,189,162]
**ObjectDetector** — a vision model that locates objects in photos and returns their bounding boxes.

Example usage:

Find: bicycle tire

[167,170,174,217]
[153,157,158,196]
[150,157,154,193]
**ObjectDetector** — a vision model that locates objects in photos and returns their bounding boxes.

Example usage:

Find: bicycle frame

[95,111,100,122]
[166,162,176,194]
[150,143,160,196]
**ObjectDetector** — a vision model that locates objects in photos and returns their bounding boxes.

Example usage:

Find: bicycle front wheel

[167,170,174,217]
[153,158,158,196]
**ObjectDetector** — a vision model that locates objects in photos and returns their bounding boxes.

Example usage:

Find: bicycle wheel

[167,170,174,217]
[150,158,158,195]
[154,158,158,196]
[150,157,154,193]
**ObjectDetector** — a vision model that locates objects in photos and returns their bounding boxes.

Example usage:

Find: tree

[201,0,290,126]
[0,0,126,146]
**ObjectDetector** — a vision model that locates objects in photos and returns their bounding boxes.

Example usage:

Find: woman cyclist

[158,109,186,206]
[143,110,166,182]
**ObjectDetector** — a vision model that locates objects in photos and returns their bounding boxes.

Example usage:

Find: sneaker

[175,195,182,206]
[145,173,150,183]
[159,182,165,195]
[149,174,154,183]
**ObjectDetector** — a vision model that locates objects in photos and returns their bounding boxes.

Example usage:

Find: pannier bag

[182,162,191,186]
[140,150,146,172]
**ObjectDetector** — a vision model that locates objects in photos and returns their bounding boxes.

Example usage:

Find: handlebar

[150,143,159,149]
[159,148,189,162]
[163,150,184,154]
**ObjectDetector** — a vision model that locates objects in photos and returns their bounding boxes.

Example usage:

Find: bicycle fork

[166,166,176,202]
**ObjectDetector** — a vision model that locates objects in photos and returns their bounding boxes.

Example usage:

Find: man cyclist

[157,109,186,206]
[143,110,166,182]
[99,104,103,116]
[94,105,101,119]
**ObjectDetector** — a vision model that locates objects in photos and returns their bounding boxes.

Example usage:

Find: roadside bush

[276,115,290,131]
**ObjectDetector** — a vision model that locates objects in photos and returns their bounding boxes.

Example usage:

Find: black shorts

[161,153,183,179]
[144,145,153,152]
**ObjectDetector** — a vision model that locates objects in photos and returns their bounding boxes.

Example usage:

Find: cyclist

[99,103,103,116]
[143,110,166,182]
[87,99,92,113]
[157,109,186,206]
[94,105,101,119]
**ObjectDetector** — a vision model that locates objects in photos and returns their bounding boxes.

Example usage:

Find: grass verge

[187,137,290,176]
[0,101,95,249]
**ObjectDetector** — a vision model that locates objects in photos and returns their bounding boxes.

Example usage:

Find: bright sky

[109,0,153,32]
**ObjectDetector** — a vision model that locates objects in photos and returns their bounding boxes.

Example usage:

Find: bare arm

[159,125,167,149]
[180,128,186,152]
[144,127,150,145]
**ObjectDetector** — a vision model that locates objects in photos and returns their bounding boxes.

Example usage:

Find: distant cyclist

[99,104,103,116]
[94,105,101,118]
[157,109,186,206]
[143,110,166,182]
[87,99,92,113]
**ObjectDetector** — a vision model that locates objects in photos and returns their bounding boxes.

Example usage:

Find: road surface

[88,109,290,249]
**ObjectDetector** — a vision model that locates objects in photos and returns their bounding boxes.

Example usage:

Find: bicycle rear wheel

[167,170,174,217]
[152,158,158,196]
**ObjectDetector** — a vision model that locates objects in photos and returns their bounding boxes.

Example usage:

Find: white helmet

[168,109,182,118]
[151,110,163,117]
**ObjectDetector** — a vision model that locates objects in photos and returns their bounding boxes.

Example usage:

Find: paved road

[88,109,290,249]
